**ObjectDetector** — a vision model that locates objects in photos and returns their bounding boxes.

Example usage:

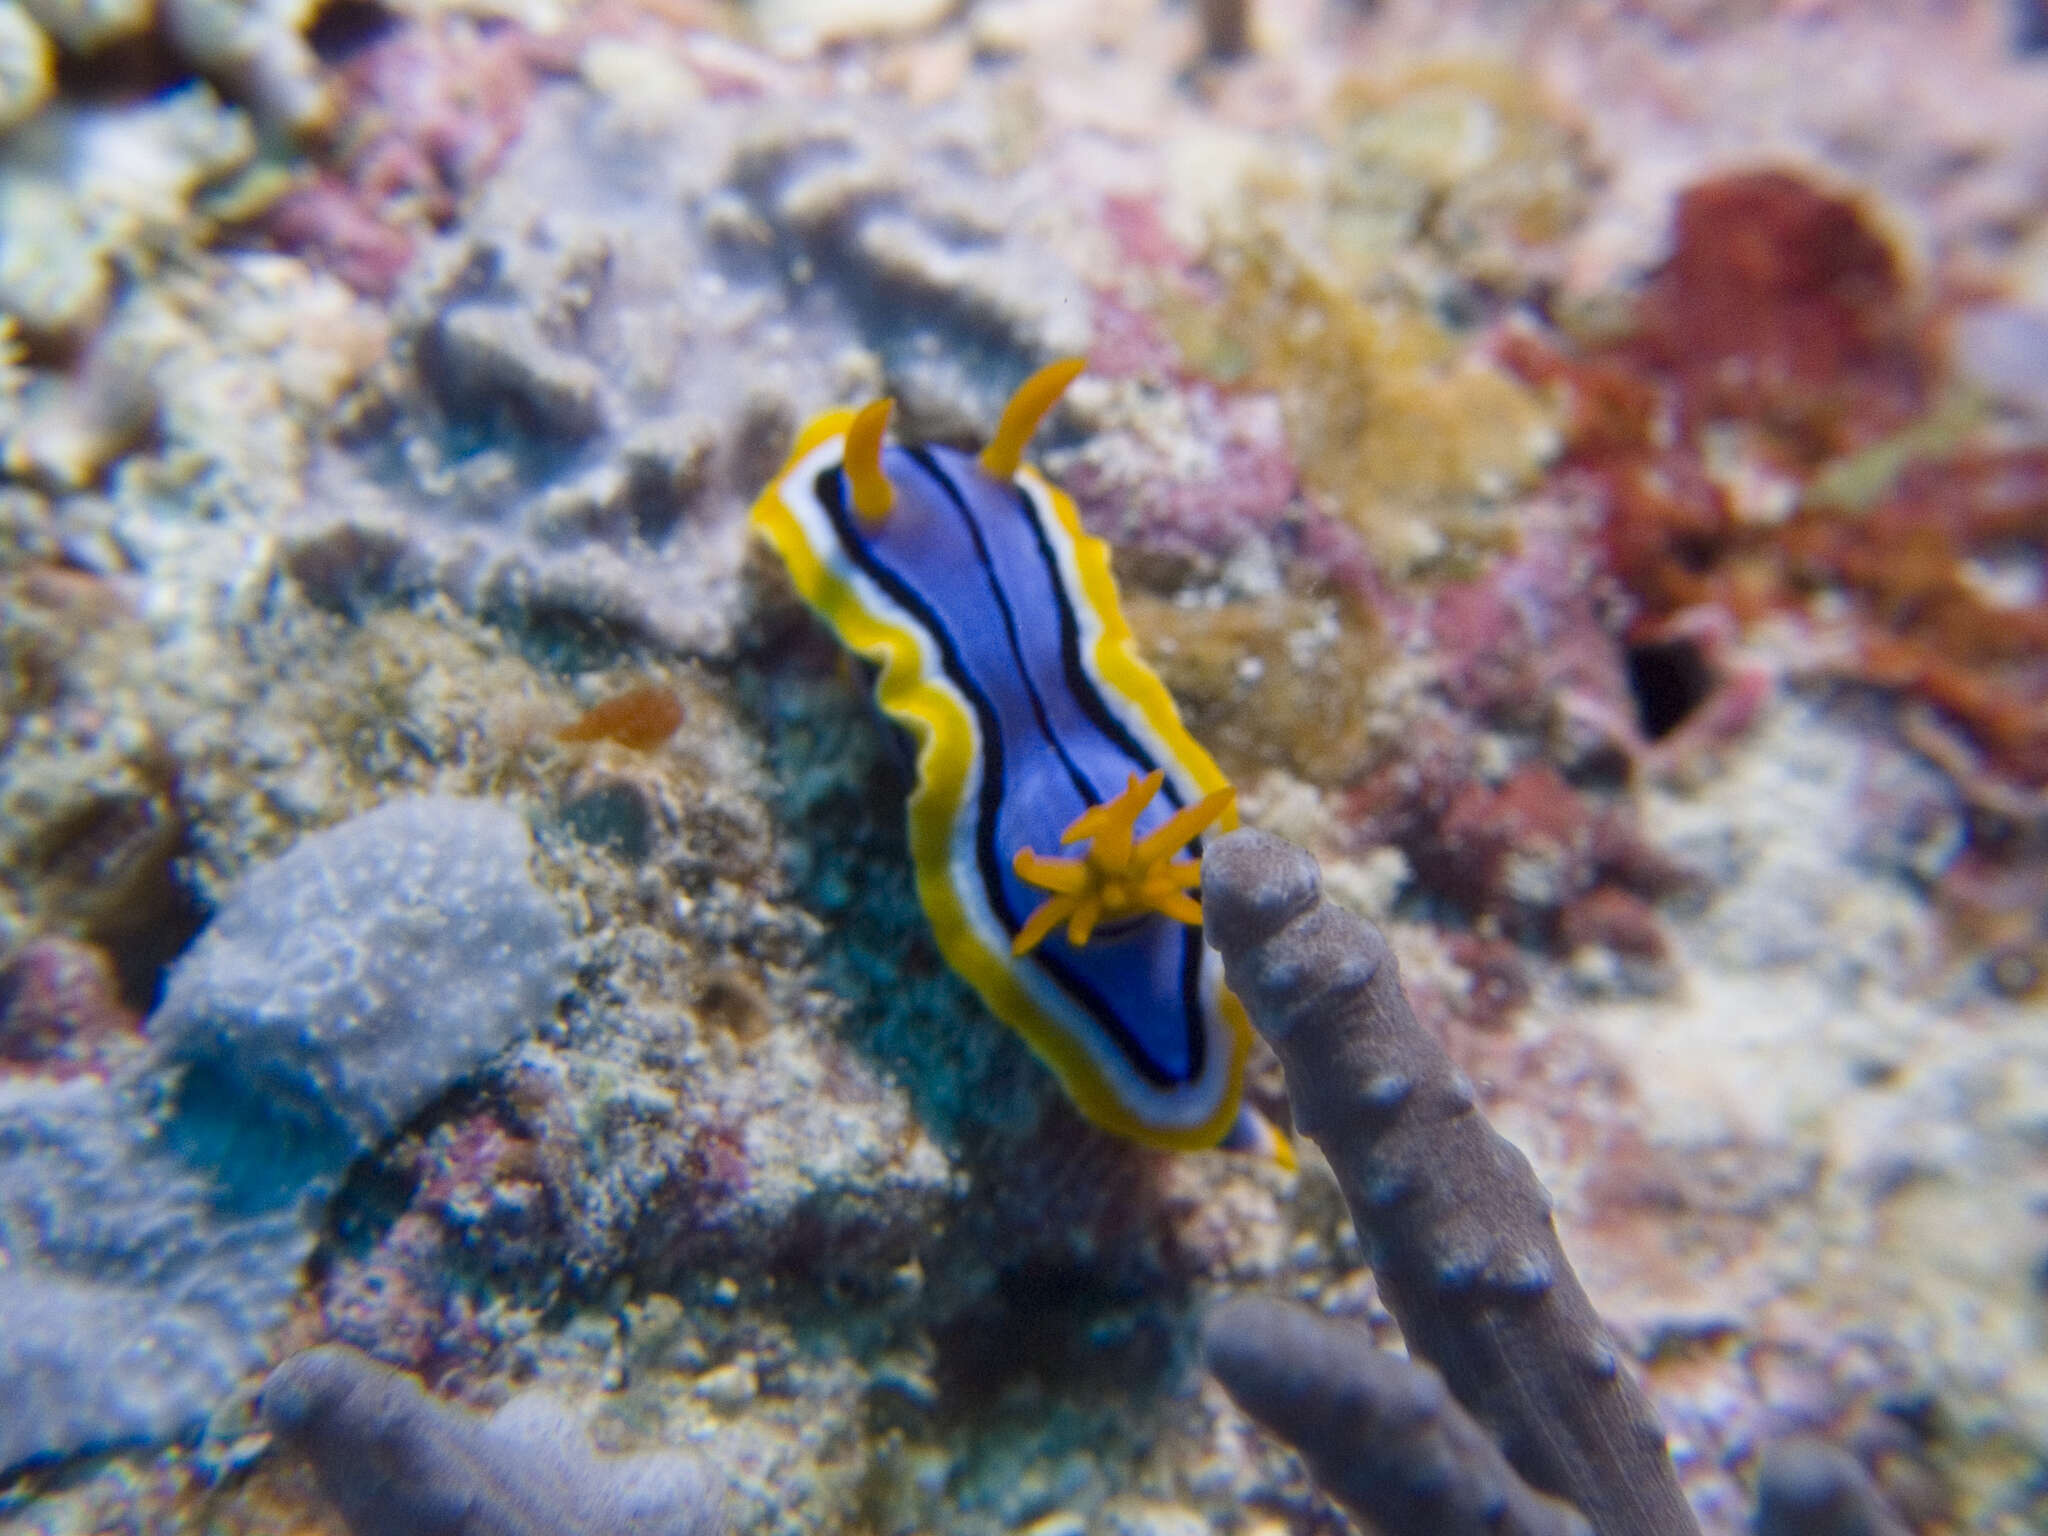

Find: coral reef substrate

[1,1,2045,1534]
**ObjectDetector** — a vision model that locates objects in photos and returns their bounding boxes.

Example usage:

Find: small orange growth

[1626,168,1929,469]
[556,684,685,752]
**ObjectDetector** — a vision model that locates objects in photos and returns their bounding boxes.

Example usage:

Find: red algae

[1421,508,1637,738]
[1936,835,2048,1000]
[1086,289,1187,385]
[321,1210,464,1375]
[0,935,143,1078]
[262,19,550,297]
[1624,168,1930,469]
[264,176,418,301]
[1349,742,1689,953]
[1055,381,1298,559]
[1558,885,1669,965]
[1443,932,1533,1031]
[318,1109,561,1379]
[1504,166,2048,796]
[1782,452,2048,788]
[1545,402,2048,791]
[556,683,686,751]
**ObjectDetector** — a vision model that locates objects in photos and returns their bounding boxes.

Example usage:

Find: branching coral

[262,1343,727,1536]
[1199,826,1930,1536]
[1198,826,1700,1536]
[1752,1437,1914,1536]
[1205,1294,1593,1536]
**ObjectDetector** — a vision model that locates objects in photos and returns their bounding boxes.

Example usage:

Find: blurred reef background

[2,0,2047,1531]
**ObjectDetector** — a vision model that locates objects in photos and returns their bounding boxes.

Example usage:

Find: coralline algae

[0,797,568,1475]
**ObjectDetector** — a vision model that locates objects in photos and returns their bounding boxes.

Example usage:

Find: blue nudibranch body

[751,360,1258,1151]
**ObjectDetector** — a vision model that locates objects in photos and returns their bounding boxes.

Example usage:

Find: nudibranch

[751,359,1266,1152]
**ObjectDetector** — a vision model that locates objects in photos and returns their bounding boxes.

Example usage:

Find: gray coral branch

[261,1344,726,1536]
[1205,1295,1593,1536]
[1200,828,1701,1536]
[1753,1437,1914,1536]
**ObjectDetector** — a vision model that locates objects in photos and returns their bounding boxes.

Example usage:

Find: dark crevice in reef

[50,33,189,104]
[317,1136,429,1271]
[108,861,209,1015]
[311,1078,566,1274]
[35,787,212,1014]
[283,524,420,620]
[306,0,401,63]
[301,1075,577,1391]
[928,1258,1186,1418]
[1625,634,1715,741]
[912,1090,1200,1439]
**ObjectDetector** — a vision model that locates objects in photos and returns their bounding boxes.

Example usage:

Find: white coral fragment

[0,0,52,133]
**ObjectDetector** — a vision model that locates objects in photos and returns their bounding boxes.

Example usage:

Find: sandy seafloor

[2,0,2047,1531]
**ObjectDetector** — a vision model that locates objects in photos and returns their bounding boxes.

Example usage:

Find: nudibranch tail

[749,356,1257,1153]
[1223,1103,1298,1170]
[1011,772,1234,956]
[845,396,896,524]
[979,356,1086,480]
